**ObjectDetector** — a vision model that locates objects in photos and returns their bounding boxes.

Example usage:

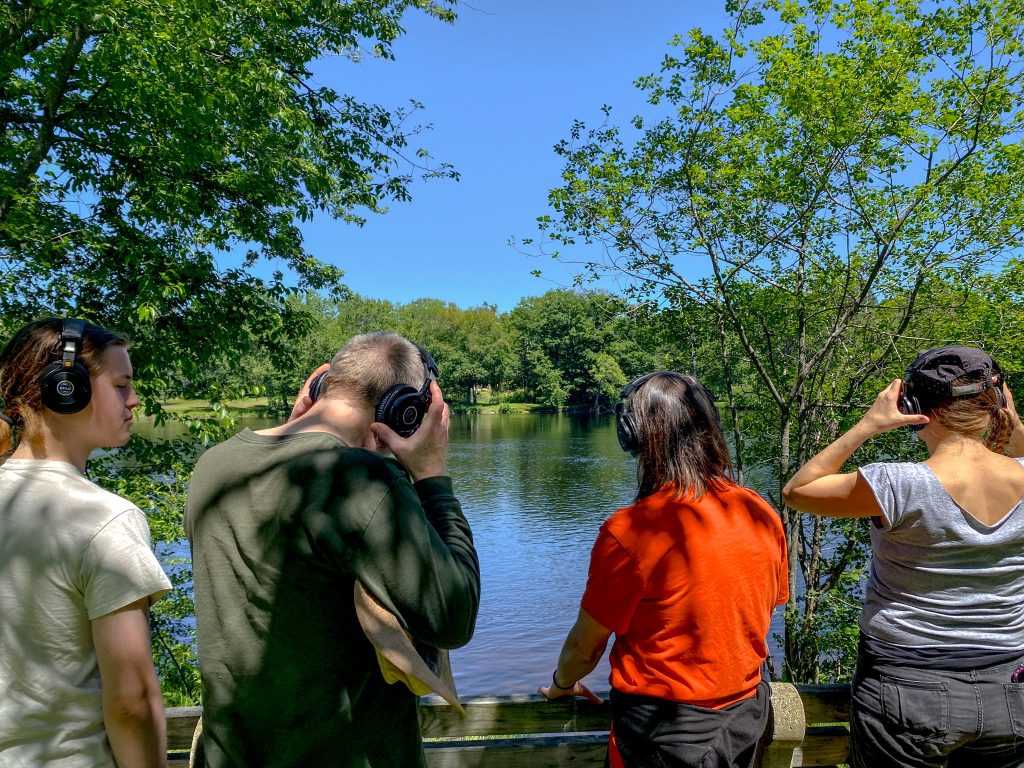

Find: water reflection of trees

[448,413,635,528]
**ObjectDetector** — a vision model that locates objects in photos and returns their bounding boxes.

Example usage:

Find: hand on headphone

[1004,384,1024,458]
[860,379,930,435]
[370,380,449,481]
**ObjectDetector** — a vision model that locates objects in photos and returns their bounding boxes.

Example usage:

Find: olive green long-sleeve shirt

[185,429,480,768]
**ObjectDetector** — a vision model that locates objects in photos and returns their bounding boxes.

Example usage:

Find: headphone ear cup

[897,394,919,415]
[375,385,427,438]
[994,378,1007,408]
[39,362,92,414]
[308,371,329,403]
[615,403,639,456]
[898,393,927,432]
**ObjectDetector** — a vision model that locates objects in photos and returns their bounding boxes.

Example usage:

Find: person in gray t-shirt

[783,346,1024,768]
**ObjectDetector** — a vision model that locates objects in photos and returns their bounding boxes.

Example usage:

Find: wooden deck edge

[166,684,853,767]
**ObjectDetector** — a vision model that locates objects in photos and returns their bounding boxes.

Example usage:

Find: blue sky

[288,1,733,312]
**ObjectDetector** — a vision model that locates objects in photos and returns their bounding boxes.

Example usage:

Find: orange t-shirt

[580,482,788,709]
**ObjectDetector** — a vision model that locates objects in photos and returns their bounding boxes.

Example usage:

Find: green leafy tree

[507,289,655,408]
[528,349,570,408]
[2,0,456,312]
[335,295,400,342]
[393,298,511,403]
[535,0,1024,681]
[1,0,457,411]
[588,351,627,409]
[1,0,457,703]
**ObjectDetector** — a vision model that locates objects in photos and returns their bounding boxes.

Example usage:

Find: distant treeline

[196,273,1024,417]
[217,289,694,411]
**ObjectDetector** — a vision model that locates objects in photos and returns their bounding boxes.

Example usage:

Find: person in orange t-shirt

[539,371,788,768]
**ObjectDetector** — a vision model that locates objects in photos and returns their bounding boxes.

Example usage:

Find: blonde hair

[0,318,127,458]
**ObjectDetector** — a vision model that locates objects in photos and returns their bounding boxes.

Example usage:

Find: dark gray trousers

[609,681,770,768]
[851,653,1024,768]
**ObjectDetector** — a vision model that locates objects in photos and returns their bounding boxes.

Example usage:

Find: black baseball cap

[904,345,1002,405]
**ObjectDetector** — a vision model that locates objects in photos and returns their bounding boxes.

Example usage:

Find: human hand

[1003,382,1024,458]
[369,380,449,481]
[537,679,604,705]
[288,364,330,422]
[857,379,929,435]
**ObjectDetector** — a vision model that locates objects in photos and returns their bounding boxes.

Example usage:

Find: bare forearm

[1008,418,1024,458]
[783,421,874,499]
[553,627,608,689]
[103,688,166,768]
[783,380,926,517]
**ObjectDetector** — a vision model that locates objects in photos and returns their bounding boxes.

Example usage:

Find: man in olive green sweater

[185,332,480,767]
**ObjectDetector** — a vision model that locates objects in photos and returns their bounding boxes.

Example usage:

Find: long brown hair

[626,372,732,501]
[0,318,128,458]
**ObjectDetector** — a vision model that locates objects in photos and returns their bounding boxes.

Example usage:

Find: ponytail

[987,399,1013,455]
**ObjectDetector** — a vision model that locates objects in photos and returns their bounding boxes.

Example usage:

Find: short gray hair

[319,332,425,406]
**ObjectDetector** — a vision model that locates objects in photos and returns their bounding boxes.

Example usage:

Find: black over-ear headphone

[614,371,665,457]
[39,319,92,414]
[615,371,723,457]
[308,369,329,403]
[375,345,439,437]
[308,344,440,438]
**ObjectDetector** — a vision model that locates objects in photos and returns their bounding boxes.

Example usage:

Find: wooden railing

[167,683,851,767]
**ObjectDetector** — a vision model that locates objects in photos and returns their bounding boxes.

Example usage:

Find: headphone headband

[415,344,439,386]
[59,319,85,368]
[619,370,672,402]
[309,344,437,404]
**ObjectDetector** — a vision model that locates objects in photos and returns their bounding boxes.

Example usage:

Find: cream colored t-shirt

[0,459,172,767]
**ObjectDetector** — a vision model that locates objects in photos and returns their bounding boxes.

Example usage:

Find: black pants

[609,682,771,768]
[850,651,1024,768]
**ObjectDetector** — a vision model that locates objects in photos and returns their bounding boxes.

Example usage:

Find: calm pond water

[148,412,786,697]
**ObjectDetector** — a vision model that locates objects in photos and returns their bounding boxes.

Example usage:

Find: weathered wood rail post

[166,683,851,767]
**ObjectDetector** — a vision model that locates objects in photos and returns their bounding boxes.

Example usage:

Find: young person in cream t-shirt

[0,318,171,768]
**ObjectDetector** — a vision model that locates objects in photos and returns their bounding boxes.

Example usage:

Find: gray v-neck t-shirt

[859,459,1024,650]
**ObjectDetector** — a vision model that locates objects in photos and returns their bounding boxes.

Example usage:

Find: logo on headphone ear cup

[375,385,429,438]
[39,362,92,414]
[39,320,92,415]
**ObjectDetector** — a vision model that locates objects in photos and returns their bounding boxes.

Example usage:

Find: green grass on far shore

[154,397,276,418]
[154,397,547,419]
